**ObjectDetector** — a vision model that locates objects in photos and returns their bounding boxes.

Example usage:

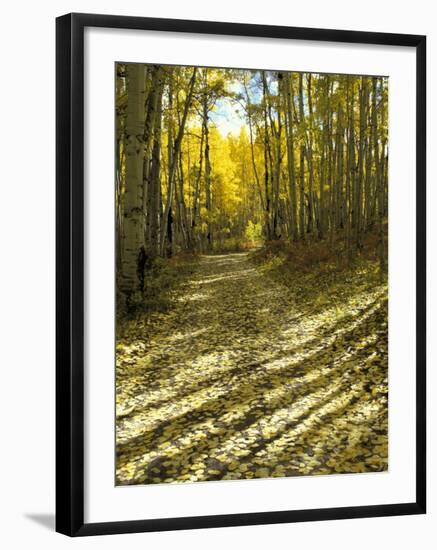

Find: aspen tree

[298,73,306,240]
[160,67,197,255]
[284,72,298,241]
[202,70,213,250]
[146,76,164,259]
[121,64,146,302]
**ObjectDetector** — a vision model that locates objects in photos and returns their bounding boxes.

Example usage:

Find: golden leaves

[116,251,388,486]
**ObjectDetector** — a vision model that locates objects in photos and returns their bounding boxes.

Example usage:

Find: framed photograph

[56,13,426,536]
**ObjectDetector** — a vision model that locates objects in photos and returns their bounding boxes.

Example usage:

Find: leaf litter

[116,251,388,485]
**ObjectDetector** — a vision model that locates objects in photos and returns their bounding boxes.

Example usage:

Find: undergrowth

[117,252,199,324]
[251,230,388,309]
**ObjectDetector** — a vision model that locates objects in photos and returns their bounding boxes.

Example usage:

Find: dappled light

[116,251,387,485]
[115,63,388,486]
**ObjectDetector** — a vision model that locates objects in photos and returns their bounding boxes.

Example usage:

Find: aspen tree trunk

[160,67,197,256]
[356,77,367,249]
[262,72,272,240]
[276,83,283,239]
[306,74,314,235]
[344,81,351,256]
[328,93,337,242]
[364,133,372,229]
[346,78,356,259]
[284,73,298,241]
[141,67,151,218]
[142,67,164,219]
[115,139,123,270]
[203,73,213,250]
[191,126,204,247]
[266,134,275,237]
[174,170,181,248]
[377,78,387,273]
[166,76,175,257]
[331,124,338,235]
[141,68,156,220]
[272,126,282,239]
[298,73,305,240]
[325,81,344,230]
[382,142,388,216]
[336,104,344,234]
[244,81,265,213]
[174,86,190,250]
[319,110,326,238]
[299,148,305,240]
[267,74,282,239]
[319,76,330,239]
[116,135,124,272]
[177,150,190,249]
[378,145,387,273]
[121,64,146,302]
[350,83,357,232]
[371,77,379,228]
[115,67,125,273]
[147,78,164,259]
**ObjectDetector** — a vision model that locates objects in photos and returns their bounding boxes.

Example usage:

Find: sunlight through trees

[116,64,388,306]
[115,63,388,486]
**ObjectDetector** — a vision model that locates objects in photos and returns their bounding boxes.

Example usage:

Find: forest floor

[116,247,388,485]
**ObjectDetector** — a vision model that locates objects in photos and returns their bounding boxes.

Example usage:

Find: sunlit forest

[115,63,388,486]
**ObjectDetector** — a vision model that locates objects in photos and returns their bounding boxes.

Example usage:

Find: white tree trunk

[160,67,197,255]
[121,64,146,301]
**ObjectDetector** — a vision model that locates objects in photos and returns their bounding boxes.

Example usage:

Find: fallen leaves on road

[116,251,388,485]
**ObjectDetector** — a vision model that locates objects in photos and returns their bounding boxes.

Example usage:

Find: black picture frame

[56,12,426,537]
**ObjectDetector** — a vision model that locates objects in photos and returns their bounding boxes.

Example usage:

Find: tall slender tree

[121,64,146,301]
